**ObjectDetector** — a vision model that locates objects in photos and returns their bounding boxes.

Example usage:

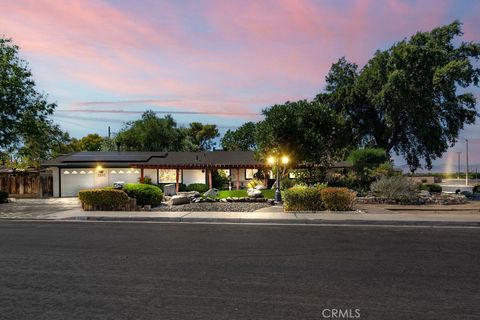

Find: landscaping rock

[203,188,219,197]
[247,188,263,198]
[254,184,267,190]
[220,198,228,203]
[177,191,200,198]
[171,195,191,205]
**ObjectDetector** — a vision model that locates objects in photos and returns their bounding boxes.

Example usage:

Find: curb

[70,216,480,227]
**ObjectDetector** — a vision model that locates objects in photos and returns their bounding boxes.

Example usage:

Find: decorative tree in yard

[317,21,480,171]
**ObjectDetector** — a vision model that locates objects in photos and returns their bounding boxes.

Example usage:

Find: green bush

[78,189,129,207]
[473,185,480,194]
[283,186,323,211]
[424,184,442,193]
[0,190,8,203]
[122,183,163,207]
[371,176,418,201]
[320,187,356,211]
[187,183,209,193]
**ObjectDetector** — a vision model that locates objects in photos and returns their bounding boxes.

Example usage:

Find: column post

[236,167,240,190]
[175,168,180,192]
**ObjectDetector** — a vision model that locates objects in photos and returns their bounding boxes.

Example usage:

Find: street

[0,221,479,320]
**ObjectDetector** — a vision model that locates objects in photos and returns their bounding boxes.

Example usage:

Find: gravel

[152,202,272,212]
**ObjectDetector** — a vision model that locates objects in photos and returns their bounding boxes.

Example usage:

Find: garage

[60,169,95,197]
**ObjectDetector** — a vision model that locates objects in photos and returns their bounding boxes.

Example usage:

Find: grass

[216,189,276,199]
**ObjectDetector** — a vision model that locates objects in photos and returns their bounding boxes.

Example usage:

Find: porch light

[96,165,103,171]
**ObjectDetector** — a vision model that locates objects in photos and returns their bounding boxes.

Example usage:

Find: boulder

[203,188,219,198]
[177,191,200,198]
[171,195,191,205]
[220,198,228,203]
[247,188,263,198]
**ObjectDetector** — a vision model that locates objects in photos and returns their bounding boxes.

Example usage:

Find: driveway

[0,198,80,219]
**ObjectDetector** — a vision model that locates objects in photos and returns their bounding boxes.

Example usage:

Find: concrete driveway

[0,198,80,219]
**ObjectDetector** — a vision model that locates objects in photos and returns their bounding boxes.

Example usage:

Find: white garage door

[61,169,95,197]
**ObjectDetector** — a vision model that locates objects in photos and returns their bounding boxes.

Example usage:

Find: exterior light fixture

[96,165,103,171]
[266,154,290,204]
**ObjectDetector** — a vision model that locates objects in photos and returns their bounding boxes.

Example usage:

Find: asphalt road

[0,222,479,320]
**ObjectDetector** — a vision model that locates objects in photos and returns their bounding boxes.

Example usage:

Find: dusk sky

[1,0,480,170]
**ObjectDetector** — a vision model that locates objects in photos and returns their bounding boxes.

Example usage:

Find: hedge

[0,190,8,203]
[78,189,129,207]
[283,186,323,211]
[187,183,209,193]
[320,187,356,211]
[122,183,163,207]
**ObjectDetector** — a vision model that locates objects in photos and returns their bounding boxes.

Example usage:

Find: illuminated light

[134,170,140,174]
[88,170,94,174]
[80,170,86,174]
[281,156,289,165]
[119,170,125,174]
[267,156,275,165]
[127,170,132,174]
[63,171,70,175]
[72,170,78,174]
[111,170,117,174]
[96,165,103,171]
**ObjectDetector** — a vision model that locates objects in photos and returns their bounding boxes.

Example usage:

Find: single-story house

[42,151,269,197]
[42,151,353,197]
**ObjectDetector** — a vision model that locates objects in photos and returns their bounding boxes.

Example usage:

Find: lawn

[216,189,275,199]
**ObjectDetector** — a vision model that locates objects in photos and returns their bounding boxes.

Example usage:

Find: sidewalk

[38,208,480,227]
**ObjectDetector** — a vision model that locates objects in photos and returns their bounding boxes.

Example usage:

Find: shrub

[187,183,209,193]
[461,190,473,198]
[370,176,418,201]
[122,183,163,206]
[0,190,8,203]
[473,185,480,194]
[78,189,129,207]
[283,186,323,211]
[425,184,442,193]
[320,187,356,211]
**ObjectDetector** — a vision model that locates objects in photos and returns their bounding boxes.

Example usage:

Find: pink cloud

[0,0,476,123]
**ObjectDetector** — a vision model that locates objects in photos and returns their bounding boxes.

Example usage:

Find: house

[42,151,266,197]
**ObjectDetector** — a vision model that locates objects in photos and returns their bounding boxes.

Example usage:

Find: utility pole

[108,126,111,138]
[465,138,469,186]
[457,152,462,180]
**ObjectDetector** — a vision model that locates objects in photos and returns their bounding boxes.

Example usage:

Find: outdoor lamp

[267,155,289,204]
[96,165,103,171]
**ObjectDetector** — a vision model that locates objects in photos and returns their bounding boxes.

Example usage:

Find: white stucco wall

[144,169,158,184]
[182,169,206,186]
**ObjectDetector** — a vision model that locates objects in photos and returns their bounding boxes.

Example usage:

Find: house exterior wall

[182,169,206,185]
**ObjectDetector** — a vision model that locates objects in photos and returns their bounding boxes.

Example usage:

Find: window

[245,169,258,180]
[159,169,180,183]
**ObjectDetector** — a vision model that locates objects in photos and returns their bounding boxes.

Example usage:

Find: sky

[1,0,480,171]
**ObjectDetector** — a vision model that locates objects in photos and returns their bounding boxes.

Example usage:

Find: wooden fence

[0,174,53,198]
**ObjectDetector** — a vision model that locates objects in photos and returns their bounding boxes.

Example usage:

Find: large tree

[116,111,185,151]
[221,122,257,151]
[0,37,57,159]
[318,21,480,171]
[184,122,219,151]
[255,100,350,166]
